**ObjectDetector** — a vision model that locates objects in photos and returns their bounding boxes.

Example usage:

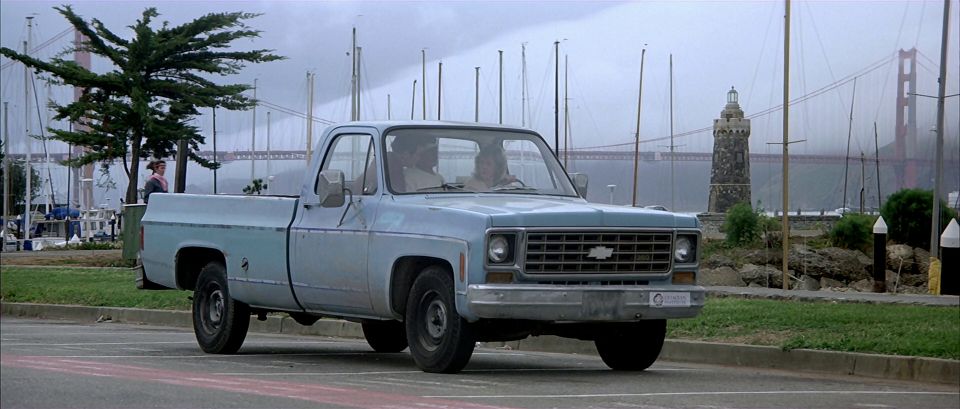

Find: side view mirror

[569,173,589,198]
[316,170,346,207]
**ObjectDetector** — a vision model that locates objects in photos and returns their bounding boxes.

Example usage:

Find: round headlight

[675,236,693,263]
[488,235,510,263]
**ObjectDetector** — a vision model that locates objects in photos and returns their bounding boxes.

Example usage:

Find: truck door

[289,131,380,316]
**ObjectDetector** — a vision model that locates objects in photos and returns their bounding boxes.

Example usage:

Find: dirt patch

[1,250,131,268]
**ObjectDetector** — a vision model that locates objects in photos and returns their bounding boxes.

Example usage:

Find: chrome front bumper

[466,284,705,321]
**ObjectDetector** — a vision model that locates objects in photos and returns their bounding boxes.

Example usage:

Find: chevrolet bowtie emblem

[587,246,614,260]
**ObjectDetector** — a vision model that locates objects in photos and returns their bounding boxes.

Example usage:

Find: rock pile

[699,244,930,293]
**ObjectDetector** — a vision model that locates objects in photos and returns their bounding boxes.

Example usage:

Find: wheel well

[176,247,226,290]
[389,256,451,317]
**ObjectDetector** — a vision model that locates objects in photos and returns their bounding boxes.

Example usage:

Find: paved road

[2,317,957,409]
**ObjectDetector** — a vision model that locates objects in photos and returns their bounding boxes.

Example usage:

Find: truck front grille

[524,231,672,275]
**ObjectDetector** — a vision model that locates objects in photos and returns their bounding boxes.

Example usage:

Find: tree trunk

[174,138,188,193]
[126,133,143,205]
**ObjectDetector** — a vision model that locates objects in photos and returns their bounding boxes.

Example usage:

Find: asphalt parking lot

[2,317,957,409]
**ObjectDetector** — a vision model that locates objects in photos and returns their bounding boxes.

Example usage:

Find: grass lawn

[2,266,958,359]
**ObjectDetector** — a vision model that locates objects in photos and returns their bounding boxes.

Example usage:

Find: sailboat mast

[437,61,442,120]
[356,46,362,121]
[3,102,9,233]
[475,67,480,122]
[842,77,857,211]
[411,79,417,120]
[632,48,646,207]
[669,54,675,211]
[860,151,867,214]
[212,107,217,194]
[930,0,951,256]
[24,17,33,241]
[521,43,527,127]
[781,0,791,290]
[498,50,503,124]
[421,49,426,120]
[554,40,560,156]
[563,55,569,168]
[267,111,272,181]
[307,72,315,164]
[351,28,357,121]
[251,78,257,181]
[874,122,881,209]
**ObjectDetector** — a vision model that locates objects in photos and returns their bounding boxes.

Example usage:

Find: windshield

[384,128,578,197]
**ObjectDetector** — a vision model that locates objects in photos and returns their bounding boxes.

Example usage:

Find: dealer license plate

[649,292,690,308]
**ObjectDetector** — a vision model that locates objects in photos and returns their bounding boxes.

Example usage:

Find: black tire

[594,319,667,371]
[192,261,250,354]
[405,265,475,373]
[362,320,409,352]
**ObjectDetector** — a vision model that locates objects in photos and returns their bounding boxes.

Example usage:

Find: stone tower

[708,87,751,213]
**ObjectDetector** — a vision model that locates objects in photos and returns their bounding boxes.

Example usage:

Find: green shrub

[830,213,875,251]
[724,202,759,246]
[881,189,957,249]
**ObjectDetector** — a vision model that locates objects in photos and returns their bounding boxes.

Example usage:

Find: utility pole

[931,0,951,257]
[632,48,646,207]
[498,50,503,124]
[554,40,560,156]
[387,94,391,120]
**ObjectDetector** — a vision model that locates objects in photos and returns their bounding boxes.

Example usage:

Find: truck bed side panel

[140,194,300,310]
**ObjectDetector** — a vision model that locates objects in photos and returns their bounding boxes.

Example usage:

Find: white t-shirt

[404,167,443,192]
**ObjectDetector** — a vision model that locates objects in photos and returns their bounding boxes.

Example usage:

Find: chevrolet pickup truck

[139,121,704,373]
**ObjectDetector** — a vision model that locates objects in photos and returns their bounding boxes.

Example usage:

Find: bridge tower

[708,87,752,213]
[895,48,918,190]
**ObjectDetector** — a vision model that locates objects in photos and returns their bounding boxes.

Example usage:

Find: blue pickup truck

[139,121,704,373]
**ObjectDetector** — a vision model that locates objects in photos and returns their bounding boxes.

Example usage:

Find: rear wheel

[594,320,666,371]
[362,320,408,352]
[193,261,250,354]
[405,265,475,373]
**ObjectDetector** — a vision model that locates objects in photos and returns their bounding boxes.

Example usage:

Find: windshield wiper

[417,183,466,192]
[491,185,539,193]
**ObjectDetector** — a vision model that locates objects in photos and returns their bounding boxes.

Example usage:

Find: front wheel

[405,265,475,373]
[594,320,666,371]
[193,261,250,354]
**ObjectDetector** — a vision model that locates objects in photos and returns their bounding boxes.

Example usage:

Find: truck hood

[416,195,699,228]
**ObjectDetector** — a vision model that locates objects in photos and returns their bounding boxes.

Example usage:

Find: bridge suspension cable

[573,51,898,151]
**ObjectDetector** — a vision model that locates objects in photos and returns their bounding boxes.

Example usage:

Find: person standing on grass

[143,160,168,204]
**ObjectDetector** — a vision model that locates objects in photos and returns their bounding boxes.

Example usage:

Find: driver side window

[316,133,377,196]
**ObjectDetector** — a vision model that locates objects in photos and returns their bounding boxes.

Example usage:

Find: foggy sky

[2,0,958,158]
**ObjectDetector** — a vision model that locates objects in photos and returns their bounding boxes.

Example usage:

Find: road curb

[2,302,957,385]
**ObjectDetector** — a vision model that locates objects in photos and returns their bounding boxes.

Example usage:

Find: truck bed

[140,193,301,310]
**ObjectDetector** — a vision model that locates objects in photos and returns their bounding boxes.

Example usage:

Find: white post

[607,184,616,205]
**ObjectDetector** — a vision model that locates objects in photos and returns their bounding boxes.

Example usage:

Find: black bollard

[873,216,887,293]
[940,219,959,296]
